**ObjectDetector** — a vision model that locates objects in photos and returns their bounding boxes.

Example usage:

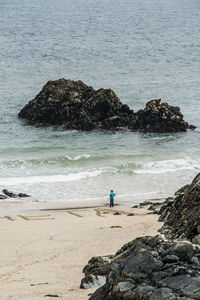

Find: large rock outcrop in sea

[158,173,200,244]
[18,78,195,132]
[18,79,133,131]
[81,235,200,300]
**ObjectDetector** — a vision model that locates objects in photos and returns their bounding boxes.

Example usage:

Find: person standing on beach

[109,189,116,207]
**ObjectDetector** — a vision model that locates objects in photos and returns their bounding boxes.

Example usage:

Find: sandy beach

[0,205,162,300]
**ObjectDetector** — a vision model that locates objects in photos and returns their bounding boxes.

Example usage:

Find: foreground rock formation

[159,173,200,244]
[80,256,112,289]
[81,173,200,299]
[81,235,200,300]
[18,79,195,132]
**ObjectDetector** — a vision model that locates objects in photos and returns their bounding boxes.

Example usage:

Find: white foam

[0,154,91,166]
[65,154,90,160]
[134,158,200,174]
[0,169,103,185]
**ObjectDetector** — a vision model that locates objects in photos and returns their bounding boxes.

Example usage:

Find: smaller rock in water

[18,193,30,198]
[2,189,30,198]
[2,189,18,198]
[131,99,195,133]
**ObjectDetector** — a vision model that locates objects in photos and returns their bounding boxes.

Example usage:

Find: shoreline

[0,204,162,299]
[0,196,166,217]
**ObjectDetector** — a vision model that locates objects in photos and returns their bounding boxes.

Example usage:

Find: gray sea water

[0,0,200,210]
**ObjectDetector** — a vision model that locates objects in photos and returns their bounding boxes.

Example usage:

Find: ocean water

[0,0,200,210]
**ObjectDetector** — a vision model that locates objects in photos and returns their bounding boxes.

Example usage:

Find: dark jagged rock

[18,193,30,198]
[174,184,190,195]
[18,79,195,133]
[2,189,18,198]
[136,198,169,214]
[2,189,30,198]
[0,194,7,200]
[148,202,167,214]
[147,197,175,214]
[159,173,200,243]
[139,200,154,207]
[147,186,189,216]
[86,235,200,300]
[80,256,112,289]
[18,79,133,131]
[131,99,195,133]
[132,205,138,208]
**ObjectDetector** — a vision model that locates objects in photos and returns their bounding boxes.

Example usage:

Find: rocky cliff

[159,173,200,244]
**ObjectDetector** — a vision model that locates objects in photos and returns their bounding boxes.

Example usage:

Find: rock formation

[18,79,195,133]
[159,173,200,244]
[1,189,30,199]
[80,256,112,289]
[83,235,200,300]
[81,173,200,299]
[2,189,18,198]
[18,79,133,131]
[132,99,195,132]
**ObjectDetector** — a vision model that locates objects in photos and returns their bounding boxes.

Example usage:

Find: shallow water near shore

[0,0,200,210]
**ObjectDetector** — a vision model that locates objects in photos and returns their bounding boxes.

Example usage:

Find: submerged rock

[86,235,200,300]
[159,173,200,242]
[18,79,195,133]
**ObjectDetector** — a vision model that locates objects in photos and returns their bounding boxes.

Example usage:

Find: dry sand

[0,205,162,299]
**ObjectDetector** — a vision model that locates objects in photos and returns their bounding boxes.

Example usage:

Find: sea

[0,0,200,213]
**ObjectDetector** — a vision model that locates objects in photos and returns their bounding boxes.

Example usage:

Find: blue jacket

[110,192,116,200]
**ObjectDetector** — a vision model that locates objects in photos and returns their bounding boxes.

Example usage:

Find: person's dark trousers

[110,199,114,207]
